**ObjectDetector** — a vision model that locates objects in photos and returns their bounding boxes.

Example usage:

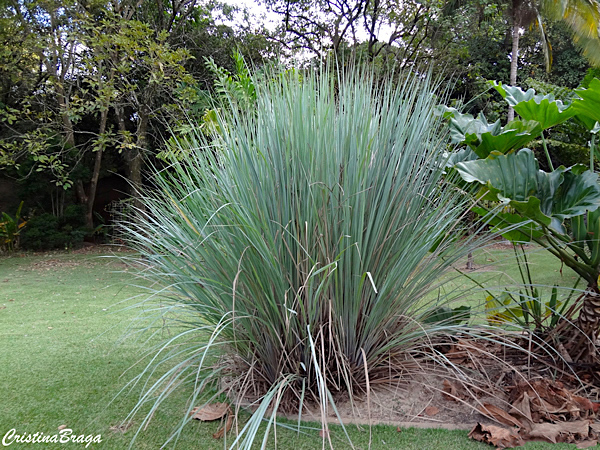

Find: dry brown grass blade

[360,348,372,449]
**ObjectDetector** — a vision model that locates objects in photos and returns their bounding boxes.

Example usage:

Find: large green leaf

[444,108,541,158]
[443,148,478,168]
[456,149,559,209]
[455,149,563,229]
[553,169,600,220]
[492,81,575,130]
[475,120,542,157]
[445,109,500,146]
[572,78,600,126]
[456,149,600,234]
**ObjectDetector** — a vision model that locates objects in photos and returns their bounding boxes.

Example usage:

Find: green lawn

[0,248,582,449]
[435,242,581,313]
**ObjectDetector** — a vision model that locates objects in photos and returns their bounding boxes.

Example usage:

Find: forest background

[1,0,599,249]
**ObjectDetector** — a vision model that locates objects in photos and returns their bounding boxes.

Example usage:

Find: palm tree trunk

[508,11,520,123]
[570,286,600,363]
[555,282,600,363]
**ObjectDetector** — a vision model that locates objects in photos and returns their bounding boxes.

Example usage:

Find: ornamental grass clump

[124,68,485,447]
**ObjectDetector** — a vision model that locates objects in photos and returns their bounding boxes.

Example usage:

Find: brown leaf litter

[468,378,600,448]
[190,402,232,439]
[190,402,230,421]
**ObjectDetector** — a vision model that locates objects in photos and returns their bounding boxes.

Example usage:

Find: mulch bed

[437,336,600,448]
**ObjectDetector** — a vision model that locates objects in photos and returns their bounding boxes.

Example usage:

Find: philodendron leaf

[444,108,540,157]
[455,149,564,228]
[553,169,600,220]
[457,149,600,233]
[455,149,560,209]
[475,120,542,157]
[575,114,597,131]
[444,148,478,168]
[572,78,600,126]
[446,109,500,146]
[492,81,575,130]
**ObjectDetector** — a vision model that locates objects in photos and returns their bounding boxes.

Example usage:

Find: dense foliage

[444,78,600,362]
[123,68,488,447]
[1,0,598,231]
[0,0,275,229]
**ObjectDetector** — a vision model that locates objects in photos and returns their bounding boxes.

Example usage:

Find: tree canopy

[1,0,599,234]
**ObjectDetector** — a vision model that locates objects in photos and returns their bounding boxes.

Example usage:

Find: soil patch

[282,374,497,431]
[11,244,134,272]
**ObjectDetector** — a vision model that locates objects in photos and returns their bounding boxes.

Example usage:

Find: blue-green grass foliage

[123,67,486,448]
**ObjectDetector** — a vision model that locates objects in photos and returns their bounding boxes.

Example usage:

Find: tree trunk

[85,108,109,229]
[75,180,88,206]
[57,86,76,148]
[127,105,148,214]
[565,286,600,363]
[508,11,520,123]
[126,145,143,212]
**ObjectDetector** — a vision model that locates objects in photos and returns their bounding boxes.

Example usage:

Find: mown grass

[0,248,580,448]
[436,242,580,310]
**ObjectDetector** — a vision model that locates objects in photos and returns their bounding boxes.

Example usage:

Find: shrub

[0,201,26,253]
[20,207,88,251]
[124,68,485,447]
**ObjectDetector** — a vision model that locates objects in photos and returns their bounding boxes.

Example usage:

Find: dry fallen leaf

[573,396,595,413]
[190,402,230,421]
[509,391,534,430]
[478,403,523,428]
[58,425,68,431]
[526,420,590,444]
[589,422,600,434]
[212,414,233,439]
[424,406,440,417]
[468,423,524,449]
